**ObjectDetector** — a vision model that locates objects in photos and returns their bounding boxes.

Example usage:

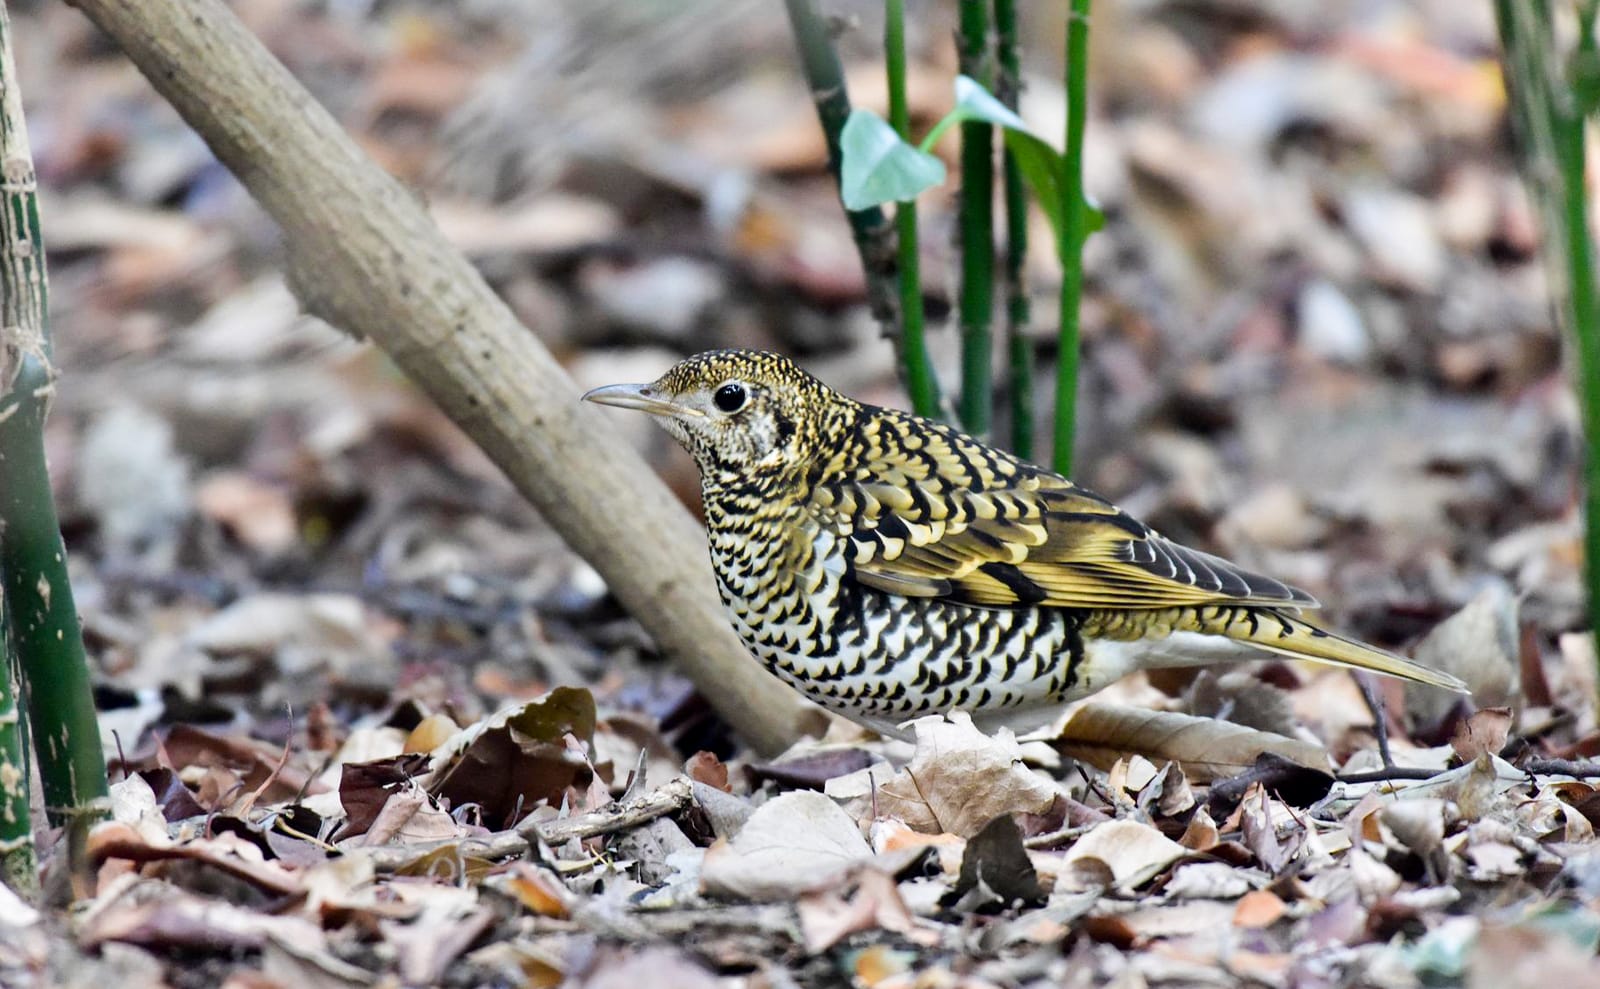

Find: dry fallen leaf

[699,790,873,901]
[797,869,920,952]
[1062,819,1187,889]
[683,751,730,793]
[945,815,1043,911]
[500,863,574,919]
[1407,583,1520,730]
[1450,707,1512,762]
[186,593,390,679]
[866,713,1057,837]
[1233,889,1288,928]
[404,714,460,755]
[1380,799,1449,858]
[425,687,598,829]
[1054,703,1331,781]
[194,471,298,553]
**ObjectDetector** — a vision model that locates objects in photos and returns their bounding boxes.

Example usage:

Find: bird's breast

[706,510,1095,726]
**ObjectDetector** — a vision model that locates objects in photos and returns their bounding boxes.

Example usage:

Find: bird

[583,350,1468,739]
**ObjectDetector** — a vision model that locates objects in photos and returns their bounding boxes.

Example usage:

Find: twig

[1338,759,1600,784]
[1522,759,1600,778]
[781,0,900,335]
[362,777,694,873]
[1334,767,1442,784]
[1353,673,1395,769]
[62,0,822,756]
[1023,823,1096,850]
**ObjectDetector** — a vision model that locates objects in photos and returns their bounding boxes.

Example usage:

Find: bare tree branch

[60,0,824,755]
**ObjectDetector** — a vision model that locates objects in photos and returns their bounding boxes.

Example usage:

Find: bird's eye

[713,382,747,413]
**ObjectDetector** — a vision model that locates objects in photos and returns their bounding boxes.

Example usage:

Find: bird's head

[582,350,847,485]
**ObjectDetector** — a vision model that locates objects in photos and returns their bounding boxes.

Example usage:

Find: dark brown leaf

[337,753,430,840]
[943,815,1044,912]
[747,748,875,791]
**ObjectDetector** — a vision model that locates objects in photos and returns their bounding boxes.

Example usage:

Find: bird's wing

[810,412,1316,611]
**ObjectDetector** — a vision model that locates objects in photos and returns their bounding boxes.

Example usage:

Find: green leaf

[938,75,1107,248]
[1001,128,1067,246]
[934,78,1107,249]
[953,73,1029,130]
[840,108,946,210]
[918,75,1029,154]
[1085,198,1106,233]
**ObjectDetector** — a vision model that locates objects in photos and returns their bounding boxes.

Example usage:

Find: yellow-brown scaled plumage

[585,350,1467,738]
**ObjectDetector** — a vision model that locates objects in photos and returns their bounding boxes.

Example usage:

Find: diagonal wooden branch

[61,0,824,755]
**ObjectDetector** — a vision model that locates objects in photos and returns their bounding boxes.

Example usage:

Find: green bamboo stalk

[0,0,108,831]
[1495,0,1600,680]
[0,595,33,897]
[782,0,901,335]
[956,0,996,437]
[1052,0,1091,475]
[994,0,1033,459]
[885,0,942,418]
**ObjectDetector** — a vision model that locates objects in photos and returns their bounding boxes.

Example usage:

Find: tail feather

[1183,607,1469,693]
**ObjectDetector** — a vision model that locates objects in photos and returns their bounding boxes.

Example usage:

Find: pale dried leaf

[797,869,919,952]
[187,593,387,677]
[1450,707,1512,762]
[1407,583,1519,729]
[1233,889,1287,928]
[1054,703,1330,782]
[869,713,1057,837]
[1062,819,1187,888]
[1349,846,1403,902]
[700,790,872,901]
[108,775,172,845]
[194,471,297,553]
[1163,862,1258,900]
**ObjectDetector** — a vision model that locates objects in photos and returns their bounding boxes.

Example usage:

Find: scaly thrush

[584,350,1466,738]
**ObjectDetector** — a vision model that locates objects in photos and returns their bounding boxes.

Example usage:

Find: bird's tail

[1177,606,1470,693]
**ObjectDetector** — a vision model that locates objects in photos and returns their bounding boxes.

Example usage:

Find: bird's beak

[581,383,702,418]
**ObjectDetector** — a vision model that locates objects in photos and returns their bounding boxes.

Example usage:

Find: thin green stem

[886,0,940,417]
[994,0,1033,459]
[1496,0,1600,695]
[782,0,902,335]
[1053,0,1091,474]
[957,0,995,436]
[0,0,108,834]
[1562,101,1600,674]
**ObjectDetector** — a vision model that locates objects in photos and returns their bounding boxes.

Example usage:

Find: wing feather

[818,411,1318,612]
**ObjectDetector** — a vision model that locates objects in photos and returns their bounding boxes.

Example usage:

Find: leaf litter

[12,0,1600,986]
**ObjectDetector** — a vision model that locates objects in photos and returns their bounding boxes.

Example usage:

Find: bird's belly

[719,579,1104,736]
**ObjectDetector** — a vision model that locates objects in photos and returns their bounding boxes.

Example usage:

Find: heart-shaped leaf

[840,108,946,210]
[922,75,1104,248]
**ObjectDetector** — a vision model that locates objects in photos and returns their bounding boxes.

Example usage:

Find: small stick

[1354,672,1396,768]
[362,777,695,873]
[1522,759,1600,778]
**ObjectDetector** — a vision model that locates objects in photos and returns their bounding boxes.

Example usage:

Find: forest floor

[6,1,1600,987]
